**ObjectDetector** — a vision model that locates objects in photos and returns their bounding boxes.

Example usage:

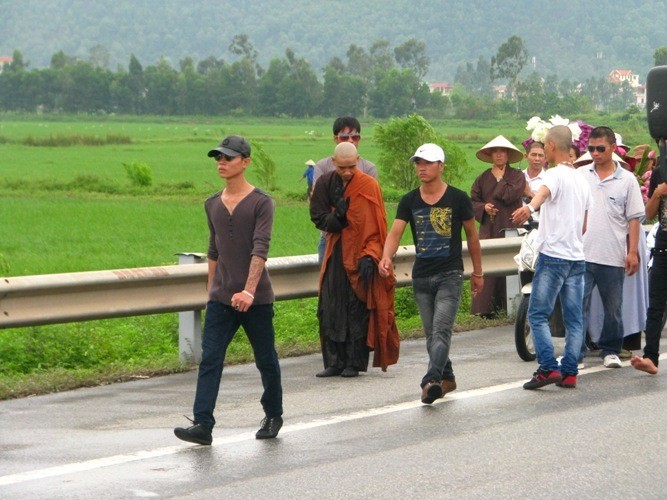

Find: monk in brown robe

[310,142,399,377]
[470,135,526,317]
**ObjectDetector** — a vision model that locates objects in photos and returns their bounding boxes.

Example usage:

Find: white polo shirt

[523,168,545,221]
[576,161,645,267]
[524,167,545,194]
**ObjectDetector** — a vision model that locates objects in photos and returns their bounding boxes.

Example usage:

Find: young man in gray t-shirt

[313,116,378,263]
[174,135,283,445]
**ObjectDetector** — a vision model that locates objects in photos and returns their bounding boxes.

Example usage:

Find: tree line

[0,35,656,119]
[4,0,665,85]
[0,37,444,119]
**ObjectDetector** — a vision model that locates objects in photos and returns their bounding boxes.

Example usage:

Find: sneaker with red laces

[556,374,577,388]
[523,368,562,390]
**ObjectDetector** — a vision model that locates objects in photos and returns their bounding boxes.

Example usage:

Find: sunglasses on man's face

[337,133,361,141]
[215,153,237,162]
[587,145,607,153]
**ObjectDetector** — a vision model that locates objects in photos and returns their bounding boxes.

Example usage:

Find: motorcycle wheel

[515,294,536,361]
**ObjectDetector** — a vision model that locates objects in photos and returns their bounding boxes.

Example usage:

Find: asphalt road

[2,324,667,499]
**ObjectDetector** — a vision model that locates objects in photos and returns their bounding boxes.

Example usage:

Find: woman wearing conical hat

[470,135,526,317]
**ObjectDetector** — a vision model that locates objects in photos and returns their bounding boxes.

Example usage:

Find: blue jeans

[193,301,283,428]
[581,262,624,358]
[528,254,585,375]
[413,270,463,387]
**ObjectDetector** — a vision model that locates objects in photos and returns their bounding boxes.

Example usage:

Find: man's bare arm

[231,255,266,312]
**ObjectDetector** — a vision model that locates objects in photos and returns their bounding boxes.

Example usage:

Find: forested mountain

[1,0,665,82]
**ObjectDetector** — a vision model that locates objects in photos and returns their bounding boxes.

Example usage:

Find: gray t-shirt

[205,188,275,305]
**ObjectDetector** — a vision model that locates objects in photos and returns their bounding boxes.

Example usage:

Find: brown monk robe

[470,135,526,317]
[310,163,399,376]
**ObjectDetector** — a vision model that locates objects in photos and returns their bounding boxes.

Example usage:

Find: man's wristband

[526,204,535,213]
[242,290,255,300]
[471,273,484,278]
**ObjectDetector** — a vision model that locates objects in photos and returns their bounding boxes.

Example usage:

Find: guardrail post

[177,253,206,364]
[503,228,521,317]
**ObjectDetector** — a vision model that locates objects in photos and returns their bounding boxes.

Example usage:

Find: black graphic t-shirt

[395,186,474,278]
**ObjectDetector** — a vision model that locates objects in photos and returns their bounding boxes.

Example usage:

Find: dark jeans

[193,301,283,428]
[581,262,625,358]
[644,252,667,367]
[413,270,463,387]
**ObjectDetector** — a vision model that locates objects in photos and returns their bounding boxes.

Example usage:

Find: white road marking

[0,355,658,487]
[127,489,160,498]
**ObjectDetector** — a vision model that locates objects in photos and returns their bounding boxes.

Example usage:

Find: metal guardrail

[0,237,524,362]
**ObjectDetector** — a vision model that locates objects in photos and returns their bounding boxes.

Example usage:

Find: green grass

[0,112,652,399]
[1,113,654,196]
[0,115,538,197]
[1,195,325,275]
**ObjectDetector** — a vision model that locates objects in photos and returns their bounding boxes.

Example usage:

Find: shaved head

[334,141,358,161]
[545,125,572,153]
[332,141,359,183]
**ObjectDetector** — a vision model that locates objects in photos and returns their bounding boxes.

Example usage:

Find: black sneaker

[523,368,562,390]
[174,423,212,445]
[255,416,283,439]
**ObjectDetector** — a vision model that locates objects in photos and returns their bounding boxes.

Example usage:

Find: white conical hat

[573,151,592,166]
[614,133,629,150]
[573,151,629,169]
[476,135,524,164]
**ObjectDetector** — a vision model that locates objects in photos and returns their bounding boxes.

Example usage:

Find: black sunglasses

[337,133,361,141]
[214,153,237,162]
[587,145,607,153]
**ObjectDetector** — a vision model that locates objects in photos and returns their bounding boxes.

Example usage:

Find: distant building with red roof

[607,69,646,107]
[429,82,453,96]
[608,69,640,87]
[0,56,12,73]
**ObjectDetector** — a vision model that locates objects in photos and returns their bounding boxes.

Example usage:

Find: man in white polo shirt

[576,126,645,368]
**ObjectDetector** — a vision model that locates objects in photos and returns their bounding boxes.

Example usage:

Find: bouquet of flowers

[522,115,593,157]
